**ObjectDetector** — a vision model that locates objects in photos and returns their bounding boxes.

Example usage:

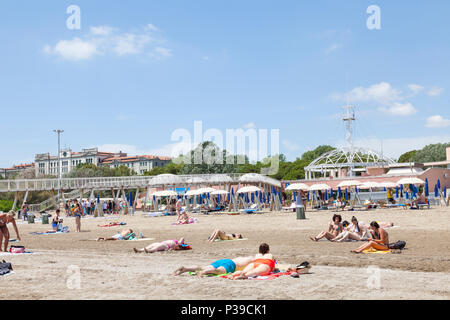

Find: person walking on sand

[351,221,390,253]
[73,201,82,232]
[0,211,21,252]
[172,255,255,277]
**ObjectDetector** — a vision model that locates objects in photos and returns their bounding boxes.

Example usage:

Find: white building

[35,148,126,176]
[100,155,172,175]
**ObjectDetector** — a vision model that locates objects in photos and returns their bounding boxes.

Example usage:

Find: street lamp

[53,130,64,198]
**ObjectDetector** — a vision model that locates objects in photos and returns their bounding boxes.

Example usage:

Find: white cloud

[44,24,170,61]
[90,26,115,36]
[325,43,343,55]
[242,122,256,129]
[113,33,152,56]
[427,86,444,97]
[426,115,450,128]
[153,47,172,58]
[408,84,424,94]
[45,37,99,61]
[379,102,417,116]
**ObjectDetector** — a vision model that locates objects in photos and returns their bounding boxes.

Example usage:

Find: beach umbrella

[397,177,425,185]
[344,188,349,201]
[400,184,404,198]
[211,190,229,196]
[444,187,447,199]
[425,179,429,197]
[236,186,261,193]
[293,192,297,202]
[324,191,328,201]
[337,180,363,188]
[395,186,399,198]
[434,184,439,198]
[437,179,441,190]
[309,184,331,191]
[338,187,342,198]
[97,194,100,203]
[285,183,310,191]
[151,190,178,197]
[405,191,409,200]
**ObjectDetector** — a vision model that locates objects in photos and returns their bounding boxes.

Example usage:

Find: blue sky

[1,0,450,168]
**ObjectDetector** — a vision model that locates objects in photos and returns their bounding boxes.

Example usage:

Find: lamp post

[53,130,64,200]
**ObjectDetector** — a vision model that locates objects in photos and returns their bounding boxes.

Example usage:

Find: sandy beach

[1,207,449,300]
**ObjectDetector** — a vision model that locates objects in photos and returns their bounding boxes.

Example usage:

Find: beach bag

[0,260,13,275]
[9,246,25,254]
[388,241,406,250]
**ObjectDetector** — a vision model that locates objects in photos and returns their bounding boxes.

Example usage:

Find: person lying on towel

[228,243,276,280]
[96,229,134,241]
[351,221,389,253]
[133,238,188,253]
[172,255,255,277]
[208,229,244,242]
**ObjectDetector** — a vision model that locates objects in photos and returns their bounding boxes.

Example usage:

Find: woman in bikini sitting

[351,221,390,253]
[208,229,244,242]
[228,243,276,280]
[332,216,369,242]
[310,214,343,242]
[133,238,185,253]
[0,211,21,252]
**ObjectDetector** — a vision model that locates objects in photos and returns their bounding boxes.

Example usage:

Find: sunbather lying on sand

[228,243,276,280]
[351,221,389,253]
[133,238,185,253]
[172,255,255,277]
[208,229,244,242]
[310,214,343,242]
[96,229,133,241]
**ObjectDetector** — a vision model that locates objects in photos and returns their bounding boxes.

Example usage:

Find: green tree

[398,150,417,163]
[301,145,335,162]
[411,143,450,163]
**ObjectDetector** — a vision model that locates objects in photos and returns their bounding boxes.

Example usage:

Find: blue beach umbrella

[307,192,310,202]
[437,179,441,190]
[293,192,297,202]
[444,187,447,199]
[435,184,439,198]
[338,187,342,198]
[425,179,429,197]
[324,191,328,201]
[405,191,409,200]
[400,184,404,198]
[97,194,100,203]
[395,186,399,198]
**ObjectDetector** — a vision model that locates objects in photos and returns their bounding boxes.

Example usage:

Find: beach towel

[213,238,249,242]
[220,271,295,280]
[0,251,37,256]
[30,226,69,236]
[240,209,258,214]
[172,218,198,225]
[362,248,392,254]
[85,237,155,242]
[98,222,126,227]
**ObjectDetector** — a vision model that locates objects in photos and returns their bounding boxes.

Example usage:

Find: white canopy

[285,183,310,191]
[186,177,206,184]
[148,174,183,186]
[309,184,331,191]
[397,177,425,185]
[185,187,216,196]
[337,180,363,188]
[211,190,229,195]
[151,190,178,197]
[378,181,399,188]
[207,174,234,183]
[360,181,381,189]
[236,186,261,193]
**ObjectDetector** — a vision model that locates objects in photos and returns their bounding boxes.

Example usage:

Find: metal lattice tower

[342,105,356,150]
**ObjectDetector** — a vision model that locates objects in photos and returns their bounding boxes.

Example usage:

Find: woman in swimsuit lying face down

[172,255,255,277]
[208,229,243,242]
[228,243,276,280]
[133,238,185,253]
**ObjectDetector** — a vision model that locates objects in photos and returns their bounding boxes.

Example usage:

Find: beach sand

[1,207,449,300]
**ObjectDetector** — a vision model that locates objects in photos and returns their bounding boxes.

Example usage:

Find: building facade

[34,147,171,177]
[35,148,126,177]
[0,163,35,179]
[100,155,172,175]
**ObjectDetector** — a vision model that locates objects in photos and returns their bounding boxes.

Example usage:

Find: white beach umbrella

[378,181,399,188]
[186,176,206,184]
[208,174,234,184]
[198,187,216,194]
[151,190,178,197]
[211,189,229,195]
[337,180,363,188]
[360,181,381,189]
[397,177,425,185]
[285,183,310,191]
[308,184,331,191]
[185,189,202,196]
[236,186,261,193]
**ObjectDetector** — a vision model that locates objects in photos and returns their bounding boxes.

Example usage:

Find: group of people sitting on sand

[310,214,394,253]
[172,243,276,280]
